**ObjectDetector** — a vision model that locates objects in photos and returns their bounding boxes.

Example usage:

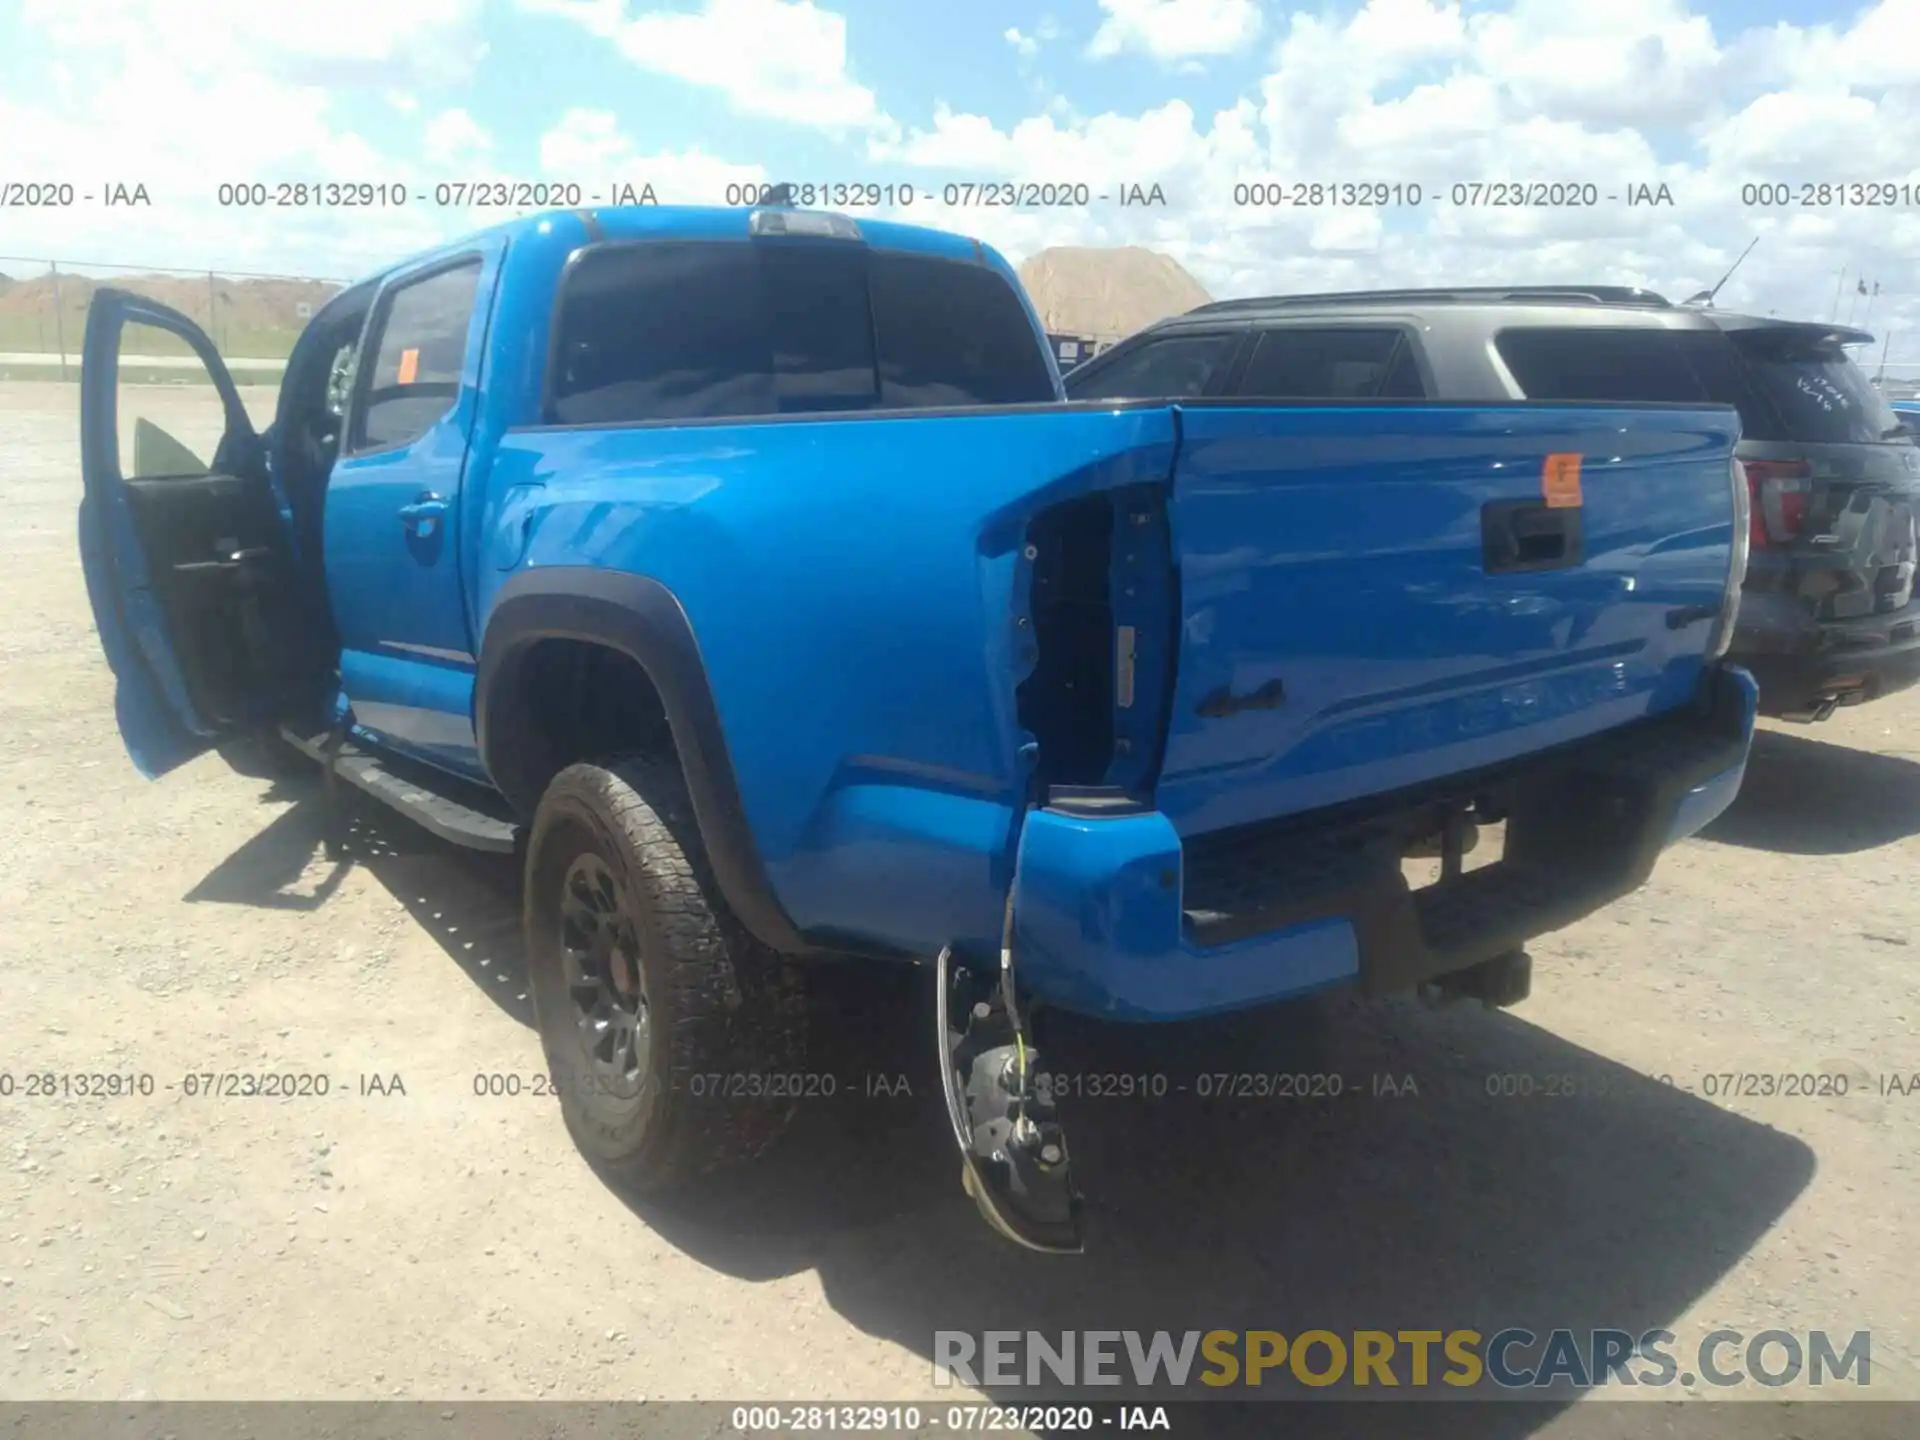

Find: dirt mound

[1017,246,1212,341]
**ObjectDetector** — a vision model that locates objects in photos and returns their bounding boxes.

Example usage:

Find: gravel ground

[1,380,1916,1430]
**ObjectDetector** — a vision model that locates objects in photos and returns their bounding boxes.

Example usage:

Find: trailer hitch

[935,943,1083,1255]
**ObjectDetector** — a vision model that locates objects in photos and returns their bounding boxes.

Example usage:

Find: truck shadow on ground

[184,782,534,1026]
[627,971,1814,1438]
[1699,725,1920,855]
[191,783,1817,1440]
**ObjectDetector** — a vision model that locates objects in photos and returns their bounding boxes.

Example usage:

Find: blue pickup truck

[78,203,1757,1251]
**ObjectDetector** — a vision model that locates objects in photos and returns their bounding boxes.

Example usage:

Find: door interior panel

[120,473,304,728]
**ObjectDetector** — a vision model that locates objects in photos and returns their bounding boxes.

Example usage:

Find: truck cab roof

[355,203,1007,296]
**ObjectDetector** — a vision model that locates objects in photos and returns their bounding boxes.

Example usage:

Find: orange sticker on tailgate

[1542,452,1583,508]
[396,347,420,385]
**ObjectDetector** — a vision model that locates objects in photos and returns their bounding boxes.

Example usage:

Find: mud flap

[935,945,1083,1254]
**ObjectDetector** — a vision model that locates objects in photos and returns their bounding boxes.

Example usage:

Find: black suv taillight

[1742,458,1813,548]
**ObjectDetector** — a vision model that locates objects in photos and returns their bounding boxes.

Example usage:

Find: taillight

[1742,458,1813,548]
[1709,452,1751,661]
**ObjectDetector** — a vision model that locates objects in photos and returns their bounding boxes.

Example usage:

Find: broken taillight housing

[1743,458,1813,548]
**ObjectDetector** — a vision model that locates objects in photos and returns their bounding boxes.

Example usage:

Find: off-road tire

[523,755,807,1192]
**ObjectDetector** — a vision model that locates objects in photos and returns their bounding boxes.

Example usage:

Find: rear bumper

[1733,593,1920,717]
[1011,665,1757,1022]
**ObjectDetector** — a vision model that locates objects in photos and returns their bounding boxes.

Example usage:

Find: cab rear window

[546,240,1056,424]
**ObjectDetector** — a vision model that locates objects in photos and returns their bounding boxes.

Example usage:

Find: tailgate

[1155,402,1741,837]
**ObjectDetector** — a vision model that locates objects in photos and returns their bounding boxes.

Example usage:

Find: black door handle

[1483,499,1582,574]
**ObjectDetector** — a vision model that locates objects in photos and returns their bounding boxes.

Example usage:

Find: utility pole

[1830,264,1848,322]
[49,262,67,382]
[1877,328,1894,384]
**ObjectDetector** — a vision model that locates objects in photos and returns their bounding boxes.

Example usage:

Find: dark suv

[1065,287,1920,721]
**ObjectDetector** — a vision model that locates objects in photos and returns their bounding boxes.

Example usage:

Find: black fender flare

[475,567,810,956]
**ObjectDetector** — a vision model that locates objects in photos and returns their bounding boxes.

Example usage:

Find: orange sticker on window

[1542,452,1583,508]
[396,347,420,385]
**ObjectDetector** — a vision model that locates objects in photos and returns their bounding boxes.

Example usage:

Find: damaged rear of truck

[484,388,1754,1250]
[77,205,1755,1252]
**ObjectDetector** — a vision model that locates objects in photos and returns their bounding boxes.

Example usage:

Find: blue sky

[3,0,1917,362]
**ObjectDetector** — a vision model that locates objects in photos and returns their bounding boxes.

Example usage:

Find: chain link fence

[0,256,348,383]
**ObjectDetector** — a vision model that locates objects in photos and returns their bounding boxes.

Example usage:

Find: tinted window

[1726,331,1903,445]
[354,261,481,452]
[1236,328,1423,398]
[869,251,1056,406]
[1495,327,1713,403]
[115,319,227,480]
[1379,343,1425,397]
[763,245,876,412]
[1064,333,1238,400]
[1498,324,1904,446]
[548,241,1052,425]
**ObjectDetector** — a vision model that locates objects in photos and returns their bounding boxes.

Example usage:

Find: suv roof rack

[1186,285,1673,316]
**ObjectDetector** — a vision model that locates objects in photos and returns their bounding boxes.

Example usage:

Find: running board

[280,726,521,854]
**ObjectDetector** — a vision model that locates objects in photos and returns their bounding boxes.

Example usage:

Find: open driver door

[76,289,311,778]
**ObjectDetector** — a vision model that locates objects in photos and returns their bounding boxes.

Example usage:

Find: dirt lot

[2,380,1917,1426]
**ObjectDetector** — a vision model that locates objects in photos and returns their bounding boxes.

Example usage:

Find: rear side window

[1498,324,1904,446]
[352,260,482,452]
[1495,327,1712,403]
[1724,332,1902,445]
[546,241,1053,425]
[1235,328,1425,398]
[1065,333,1239,401]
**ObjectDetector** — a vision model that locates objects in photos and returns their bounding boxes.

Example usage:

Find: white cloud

[538,108,769,204]
[1734,0,1920,92]
[423,108,493,168]
[868,0,1920,364]
[20,0,487,88]
[1467,0,1722,128]
[6,0,1920,370]
[520,0,893,134]
[0,0,487,274]
[1087,0,1263,61]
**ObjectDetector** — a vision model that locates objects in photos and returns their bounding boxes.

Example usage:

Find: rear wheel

[523,756,807,1191]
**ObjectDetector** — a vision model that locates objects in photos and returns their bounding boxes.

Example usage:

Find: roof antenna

[1684,235,1759,308]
